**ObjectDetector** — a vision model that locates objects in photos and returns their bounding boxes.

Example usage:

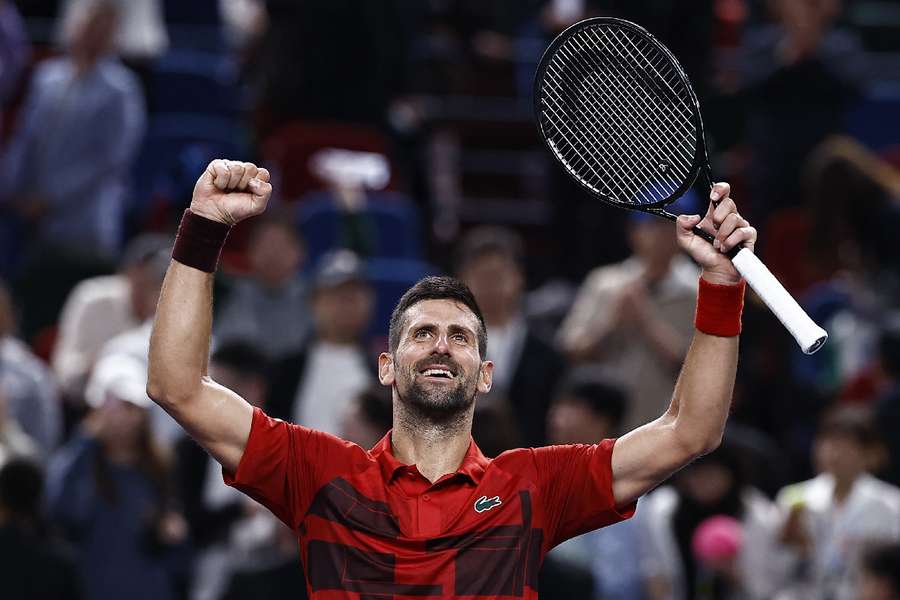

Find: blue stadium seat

[131,113,246,227]
[296,191,423,264]
[149,51,242,115]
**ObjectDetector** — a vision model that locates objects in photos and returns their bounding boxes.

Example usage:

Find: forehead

[402,299,480,334]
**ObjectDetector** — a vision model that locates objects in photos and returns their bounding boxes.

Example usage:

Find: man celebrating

[148,160,756,598]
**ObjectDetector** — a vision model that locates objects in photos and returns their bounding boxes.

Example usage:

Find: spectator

[214,216,312,361]
[46,353,187,600]
[267,249,374,434]
[875,318,900,486]
[557,193,700,431]
[57,0,167,66]
[0,458,83,600]
[0,0,29,110]
[176,342,304,600]
[0,279,62,456]
[641,443,784,600]
[339,383,393,450]
[776,406,900,600]
[0,387,37,467]
[857,543,900,600]
[545,375,645,600]
[456,226,566,446]
[739,0,865,218]
[0,0,146,259]
[52,234,171,400]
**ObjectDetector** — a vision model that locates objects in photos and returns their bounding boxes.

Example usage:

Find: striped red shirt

[224,407,634,599]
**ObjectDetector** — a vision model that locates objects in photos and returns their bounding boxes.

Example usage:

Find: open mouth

[418,367,457,380]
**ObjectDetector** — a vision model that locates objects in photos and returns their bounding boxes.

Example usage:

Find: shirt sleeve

[222,406,360,529]
[533,440,636,548]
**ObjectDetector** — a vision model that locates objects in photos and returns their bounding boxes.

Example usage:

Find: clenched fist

[190,159,273,226]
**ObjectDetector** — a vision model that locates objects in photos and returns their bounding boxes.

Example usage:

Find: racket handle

[730,248,828,354]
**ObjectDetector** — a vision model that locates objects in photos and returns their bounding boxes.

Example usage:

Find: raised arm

[147,160,272,474]
[611,182,757,505]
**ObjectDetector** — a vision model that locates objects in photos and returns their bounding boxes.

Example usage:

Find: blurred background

[0,0,899,599]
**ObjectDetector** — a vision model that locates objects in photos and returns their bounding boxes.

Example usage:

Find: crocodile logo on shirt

[474,495,503,513]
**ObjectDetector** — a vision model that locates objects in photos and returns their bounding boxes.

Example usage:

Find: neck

[105,442,139,465]
[832,472,861,504]
[391,402,474,484]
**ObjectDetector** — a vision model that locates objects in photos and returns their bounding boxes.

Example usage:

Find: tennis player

[148,159,756,598]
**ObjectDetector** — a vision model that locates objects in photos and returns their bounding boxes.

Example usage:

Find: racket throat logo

[474,495,503,513]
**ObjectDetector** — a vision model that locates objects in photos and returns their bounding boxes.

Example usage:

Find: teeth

[423,369,453,378]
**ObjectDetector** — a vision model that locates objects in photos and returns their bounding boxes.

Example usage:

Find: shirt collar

[371,430,490,485]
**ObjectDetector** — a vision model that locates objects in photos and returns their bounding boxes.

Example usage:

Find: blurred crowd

[0,0,900,599]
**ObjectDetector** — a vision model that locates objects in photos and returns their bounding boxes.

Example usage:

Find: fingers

[207,159,231,189]
[227,162,246,189]
[721,225,757,254]
[710,181,730,203]
[205,160,266,192]
[237,162,258,190]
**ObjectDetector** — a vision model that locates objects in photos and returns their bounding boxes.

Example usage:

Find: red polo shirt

[225,407,634,599]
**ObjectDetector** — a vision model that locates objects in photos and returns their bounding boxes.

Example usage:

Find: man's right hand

[190,159,272,226]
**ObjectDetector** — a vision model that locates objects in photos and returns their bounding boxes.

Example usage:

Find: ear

[378,352,395,386]
[476,360,494,394]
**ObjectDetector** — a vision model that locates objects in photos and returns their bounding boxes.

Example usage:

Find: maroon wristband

[694,276,746,337]
[172,209,231,273]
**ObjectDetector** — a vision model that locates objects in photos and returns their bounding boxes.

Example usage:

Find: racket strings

[544,64,656,196]
[556,38,693,199]
[538,23,698,206]
[570,26,694,200]
[544,52,682,205]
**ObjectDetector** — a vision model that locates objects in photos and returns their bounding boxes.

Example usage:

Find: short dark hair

[0,458,44,519]
[454,226,524,274]
[388,276,488,359]
[211,341,270,379]
[555,375,627,429]
[818,405,879,447]
[248,210,304,248]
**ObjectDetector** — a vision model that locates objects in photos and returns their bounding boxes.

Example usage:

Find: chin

[404,381,475,420]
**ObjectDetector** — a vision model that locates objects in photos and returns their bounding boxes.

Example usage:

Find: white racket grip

[731,248,828,354]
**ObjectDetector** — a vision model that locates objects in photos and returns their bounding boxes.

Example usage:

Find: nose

[431,332,451,355]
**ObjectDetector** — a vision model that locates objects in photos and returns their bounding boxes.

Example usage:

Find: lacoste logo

[474,495,502,513]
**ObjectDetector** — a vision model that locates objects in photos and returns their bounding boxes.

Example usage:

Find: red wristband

[172,209,231,273]
[695,276,746,337]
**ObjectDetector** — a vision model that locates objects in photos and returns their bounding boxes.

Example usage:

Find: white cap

[85,354,152,409]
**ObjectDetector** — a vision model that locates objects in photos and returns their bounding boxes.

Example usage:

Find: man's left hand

[675,182,757,285]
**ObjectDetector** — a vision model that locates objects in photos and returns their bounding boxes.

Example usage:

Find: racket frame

[533,16,722,246]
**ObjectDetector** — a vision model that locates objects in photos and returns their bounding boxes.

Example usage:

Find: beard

[396,358,477,423]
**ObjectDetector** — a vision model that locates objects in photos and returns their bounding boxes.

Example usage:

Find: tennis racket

[533,17,827,355]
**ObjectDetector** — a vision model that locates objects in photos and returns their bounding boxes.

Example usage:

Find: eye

[452,333,469,343]
[414,329,431,340]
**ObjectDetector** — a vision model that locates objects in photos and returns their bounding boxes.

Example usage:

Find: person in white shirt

[776,406,900,600]
[51,234,170,399]
[267,249,374,436]
[557,192,701,432]
[640,441,785,600]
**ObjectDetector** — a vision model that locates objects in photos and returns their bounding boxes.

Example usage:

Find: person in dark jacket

[455,226,566,446]
[46,353,187,600]
[0,458,83,600]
